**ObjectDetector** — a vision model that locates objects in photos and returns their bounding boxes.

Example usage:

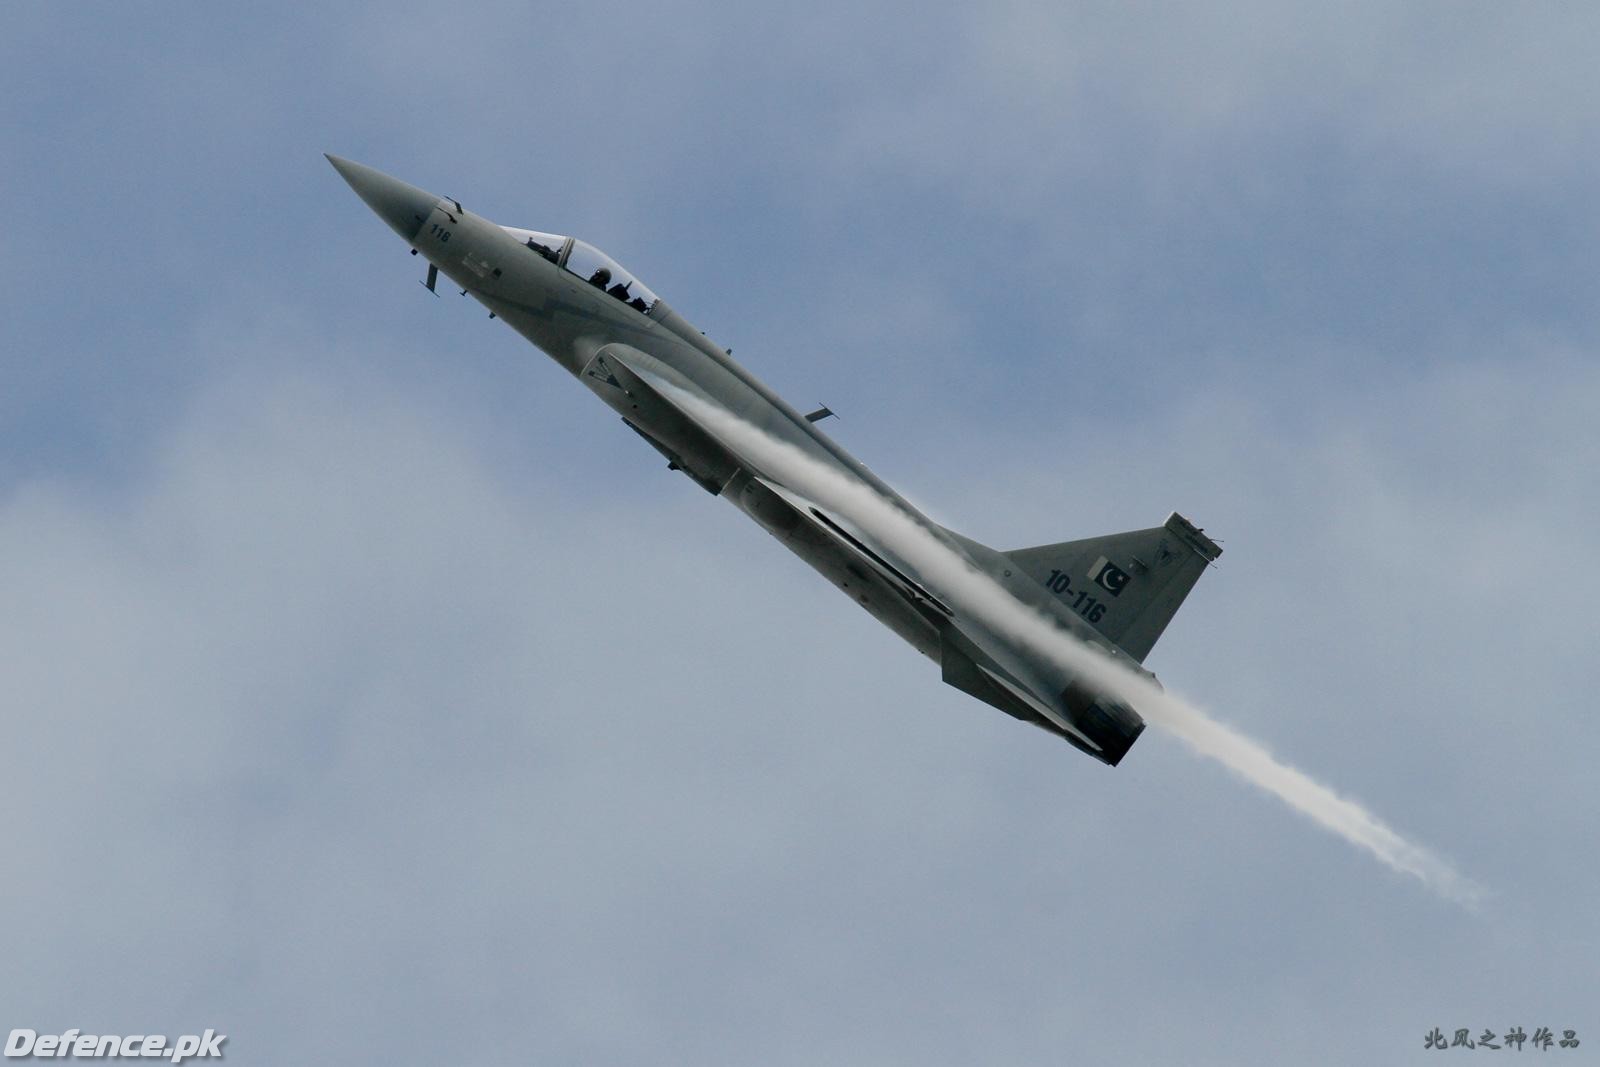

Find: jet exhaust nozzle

[1079,700,1145,767]
[1062,681,1146,766]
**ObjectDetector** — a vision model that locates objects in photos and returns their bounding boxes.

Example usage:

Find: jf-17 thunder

[328,155,1221,766]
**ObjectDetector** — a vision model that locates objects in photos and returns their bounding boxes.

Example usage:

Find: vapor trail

[668,385,1485,908]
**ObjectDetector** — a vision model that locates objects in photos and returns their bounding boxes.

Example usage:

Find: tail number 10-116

[1044,569,1106,623]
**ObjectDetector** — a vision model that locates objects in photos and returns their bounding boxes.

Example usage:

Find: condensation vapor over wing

[665,384,1487,909]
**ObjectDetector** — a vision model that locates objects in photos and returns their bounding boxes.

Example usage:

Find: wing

[595,343,1102,752]
[595,343,953,618]
[750,474,954,621]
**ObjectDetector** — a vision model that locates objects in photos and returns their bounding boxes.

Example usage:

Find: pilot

[587,266,612,290]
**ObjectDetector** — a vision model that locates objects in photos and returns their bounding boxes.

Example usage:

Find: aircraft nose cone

[325,154,437,243]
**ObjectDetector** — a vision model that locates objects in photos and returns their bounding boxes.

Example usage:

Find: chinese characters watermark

[1424,1027,1579,1051]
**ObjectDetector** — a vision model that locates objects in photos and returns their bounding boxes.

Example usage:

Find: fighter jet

[327,155,1221,766]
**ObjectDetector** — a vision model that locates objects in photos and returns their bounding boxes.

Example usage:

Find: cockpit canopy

[500,227,660,315]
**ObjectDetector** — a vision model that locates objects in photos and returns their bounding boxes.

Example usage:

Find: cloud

[1,361,1089,1059]
[4,2,1598,1060]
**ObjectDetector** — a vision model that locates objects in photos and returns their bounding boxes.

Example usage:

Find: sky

[2,3,1596,1063]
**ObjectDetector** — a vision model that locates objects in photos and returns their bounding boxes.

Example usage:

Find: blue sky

[3,3,1596,1063]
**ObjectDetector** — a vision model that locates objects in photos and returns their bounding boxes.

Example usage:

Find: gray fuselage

[329,155,1159,763]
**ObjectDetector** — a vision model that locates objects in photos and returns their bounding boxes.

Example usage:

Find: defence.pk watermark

[5,1030,224,1062]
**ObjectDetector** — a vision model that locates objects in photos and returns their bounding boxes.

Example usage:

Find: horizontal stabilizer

[1006,513,1220,662]
[975,663,1096,748]
[938,628,1100,750]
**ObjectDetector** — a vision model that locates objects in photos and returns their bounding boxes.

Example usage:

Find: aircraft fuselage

[328,155,1197,765]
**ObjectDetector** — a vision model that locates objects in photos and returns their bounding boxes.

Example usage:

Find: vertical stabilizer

[1004,513,1220,662]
